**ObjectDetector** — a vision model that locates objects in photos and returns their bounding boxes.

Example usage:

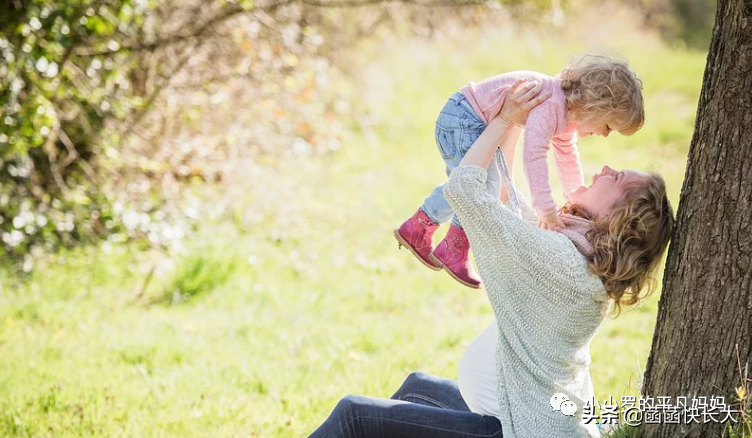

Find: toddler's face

[576,117,612,138]
[576,112,628,138]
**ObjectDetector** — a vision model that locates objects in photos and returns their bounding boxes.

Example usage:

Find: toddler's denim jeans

[307,371,503,438]
[421,92,503,229]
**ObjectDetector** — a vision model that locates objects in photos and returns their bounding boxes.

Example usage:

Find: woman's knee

[309,395,367,438]
[406,371,433,386]
[334,394,366,416]
[392,371,432,399]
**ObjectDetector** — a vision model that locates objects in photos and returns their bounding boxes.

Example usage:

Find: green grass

[0,15,709,438]
[603,425,640,438]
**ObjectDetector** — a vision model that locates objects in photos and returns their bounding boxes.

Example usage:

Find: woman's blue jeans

[307,372,503,438]
[421,93,503,229]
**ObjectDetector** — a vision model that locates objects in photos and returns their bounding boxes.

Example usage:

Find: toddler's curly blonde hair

[560,55,645,135]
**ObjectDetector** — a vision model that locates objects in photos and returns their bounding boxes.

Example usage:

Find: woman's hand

[457,80,550,170]
[496,79,551,128]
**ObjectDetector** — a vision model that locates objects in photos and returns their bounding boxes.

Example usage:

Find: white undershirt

[457,321,501,418]
[458,321,603,437]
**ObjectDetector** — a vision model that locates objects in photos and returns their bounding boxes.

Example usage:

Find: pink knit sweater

[460,71,584,216]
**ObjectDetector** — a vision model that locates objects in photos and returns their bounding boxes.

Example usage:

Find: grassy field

[0,11,708,438]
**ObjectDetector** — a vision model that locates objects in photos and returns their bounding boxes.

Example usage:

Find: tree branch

[57,126,100,184]
[73,2,272,57]
[120,45,194,143]
[42,123,70,196]
[73,0,483,57]
[300,0,488,7]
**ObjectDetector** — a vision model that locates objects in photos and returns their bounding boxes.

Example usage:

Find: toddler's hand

[537,211,566,232]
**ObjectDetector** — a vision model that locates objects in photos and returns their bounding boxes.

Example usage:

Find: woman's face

[570,166,648,217]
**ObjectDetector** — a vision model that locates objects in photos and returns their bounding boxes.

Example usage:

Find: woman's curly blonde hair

[560,55,645,135]
[561,173,674,316]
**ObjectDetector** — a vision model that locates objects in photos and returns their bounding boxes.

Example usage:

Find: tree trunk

[640,1,752,437]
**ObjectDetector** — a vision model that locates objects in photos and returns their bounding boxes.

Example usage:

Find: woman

[308,81,674,438]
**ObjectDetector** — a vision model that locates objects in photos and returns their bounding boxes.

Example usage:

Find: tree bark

[640,0,752,437]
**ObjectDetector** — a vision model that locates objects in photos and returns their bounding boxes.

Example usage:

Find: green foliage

[0,1,159,267]
[727,420,752,438]
[615,0,716,48]
[0,0,368,270]
[0,0,144,164]
[726,379,752,438]
[671,0,716,48]
[603,424,639,438]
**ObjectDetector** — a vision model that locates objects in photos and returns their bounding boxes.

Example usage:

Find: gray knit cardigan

[444,165,611,438]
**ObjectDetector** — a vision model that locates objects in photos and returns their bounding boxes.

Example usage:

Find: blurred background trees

[0,0,715,270]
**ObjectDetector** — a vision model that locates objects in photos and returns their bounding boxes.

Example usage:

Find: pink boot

[430,225,482,289]
[394,209,441,271]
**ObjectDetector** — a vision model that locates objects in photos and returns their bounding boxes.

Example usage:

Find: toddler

[394,55,645,289]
